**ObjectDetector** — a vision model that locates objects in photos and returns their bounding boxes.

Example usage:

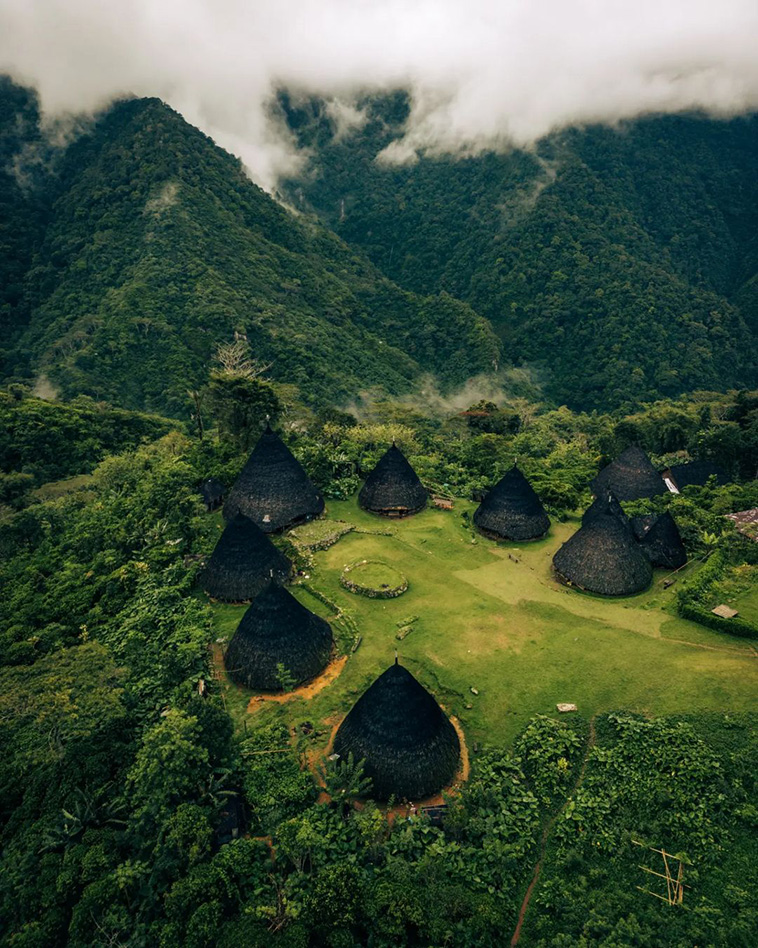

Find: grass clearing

[31,473,95,501]
[210,497,758,748]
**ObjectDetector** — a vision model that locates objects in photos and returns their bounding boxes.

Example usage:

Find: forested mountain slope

[1,85,499,416]
[282,95,758,409]
[0,79,45,347]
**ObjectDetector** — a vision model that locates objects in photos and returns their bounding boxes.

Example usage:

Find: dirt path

[661,636,758,656]
[246,655,348,713]
[510,716,597,947]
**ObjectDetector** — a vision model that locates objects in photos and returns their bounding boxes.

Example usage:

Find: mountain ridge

[280,95,758,408]
[1,86,500,416]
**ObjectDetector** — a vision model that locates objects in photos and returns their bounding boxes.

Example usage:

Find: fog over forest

[1,0,757,187]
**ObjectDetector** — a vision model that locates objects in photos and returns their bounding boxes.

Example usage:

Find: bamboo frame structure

[633,840,690,906]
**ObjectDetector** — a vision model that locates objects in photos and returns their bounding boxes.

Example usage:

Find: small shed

[199,477,225,512]
[420,804,448,825]
[432,496,454,510]
[712,604,739,619]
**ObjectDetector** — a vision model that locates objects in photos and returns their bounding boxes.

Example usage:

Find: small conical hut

[359,444,427,518]
[224,424,324,532]
[224,582,333,691]
[631,512,687,570]
[553,513,652,596]
[201,514,291,603]
[591,446,666,502]
[333,660,460,801]
[582,490,630,530]
[473,465,550,541]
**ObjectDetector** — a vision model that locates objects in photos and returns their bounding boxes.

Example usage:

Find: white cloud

[1,0,756,189]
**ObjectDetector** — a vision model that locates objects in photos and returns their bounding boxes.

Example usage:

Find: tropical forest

[0,28,757,948]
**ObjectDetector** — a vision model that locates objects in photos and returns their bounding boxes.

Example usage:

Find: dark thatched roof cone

[631,512,687,570]
[333,660,460,801]
[473,465,550,541]
[224,582,333,691]
[553,513,653,596]
[582,490,631,531]
[201,514,291,603]
[666,460,729,491]
[591,446,667,502]
[224,424,325,533]
[359,444,428,517]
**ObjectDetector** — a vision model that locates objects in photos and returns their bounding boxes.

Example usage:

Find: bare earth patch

[246,654,349,713]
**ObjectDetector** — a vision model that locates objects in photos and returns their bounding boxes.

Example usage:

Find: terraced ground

[211,498,758,749]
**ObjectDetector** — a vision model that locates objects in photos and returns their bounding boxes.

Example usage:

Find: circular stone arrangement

[340,560,408,599]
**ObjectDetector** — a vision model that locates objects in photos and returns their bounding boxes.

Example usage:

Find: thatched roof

[631,512,687,570]
[582,490,631,530]
[224,424,324,533]
[553,512,652,596]
[667,460,729,491]
[591,446,667,502]
[333,660,460,801]
[473,465,550,541]
[224,582,333,691]
[359,445,427,516]
[201,514,291,602]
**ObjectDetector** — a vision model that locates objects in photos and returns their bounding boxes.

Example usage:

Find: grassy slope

[211,498,757,748]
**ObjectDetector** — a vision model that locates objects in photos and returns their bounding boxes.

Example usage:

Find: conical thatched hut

[631,512,687,570]
[359,445,427,518]
[473,465,550,541]
[201,514,291,602]
[553,513,652,596]
[591,446,666,502]
[333,660,460,801]
[224,424,324,533]
[582,490,630,530]
[224,582,333,691]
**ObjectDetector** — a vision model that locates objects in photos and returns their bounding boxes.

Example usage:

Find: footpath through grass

[211,497,758,749]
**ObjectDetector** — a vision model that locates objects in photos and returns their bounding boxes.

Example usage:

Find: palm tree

[319,752,372,806]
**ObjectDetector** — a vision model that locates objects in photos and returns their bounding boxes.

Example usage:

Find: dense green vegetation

[1,80,499,416]
[1,378,756,945]
[0,390,177,502]
[282,94,758,409]
[0,78,44,346]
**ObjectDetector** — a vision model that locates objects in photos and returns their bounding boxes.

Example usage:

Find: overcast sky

[1,0,757,188]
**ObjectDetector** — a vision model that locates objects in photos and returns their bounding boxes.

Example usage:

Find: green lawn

[211,498,758,749]
[733,585,758,625]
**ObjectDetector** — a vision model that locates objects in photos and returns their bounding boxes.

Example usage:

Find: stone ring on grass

[340,560,408,599]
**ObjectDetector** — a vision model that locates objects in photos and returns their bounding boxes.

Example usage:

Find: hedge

[678,601,758,640]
